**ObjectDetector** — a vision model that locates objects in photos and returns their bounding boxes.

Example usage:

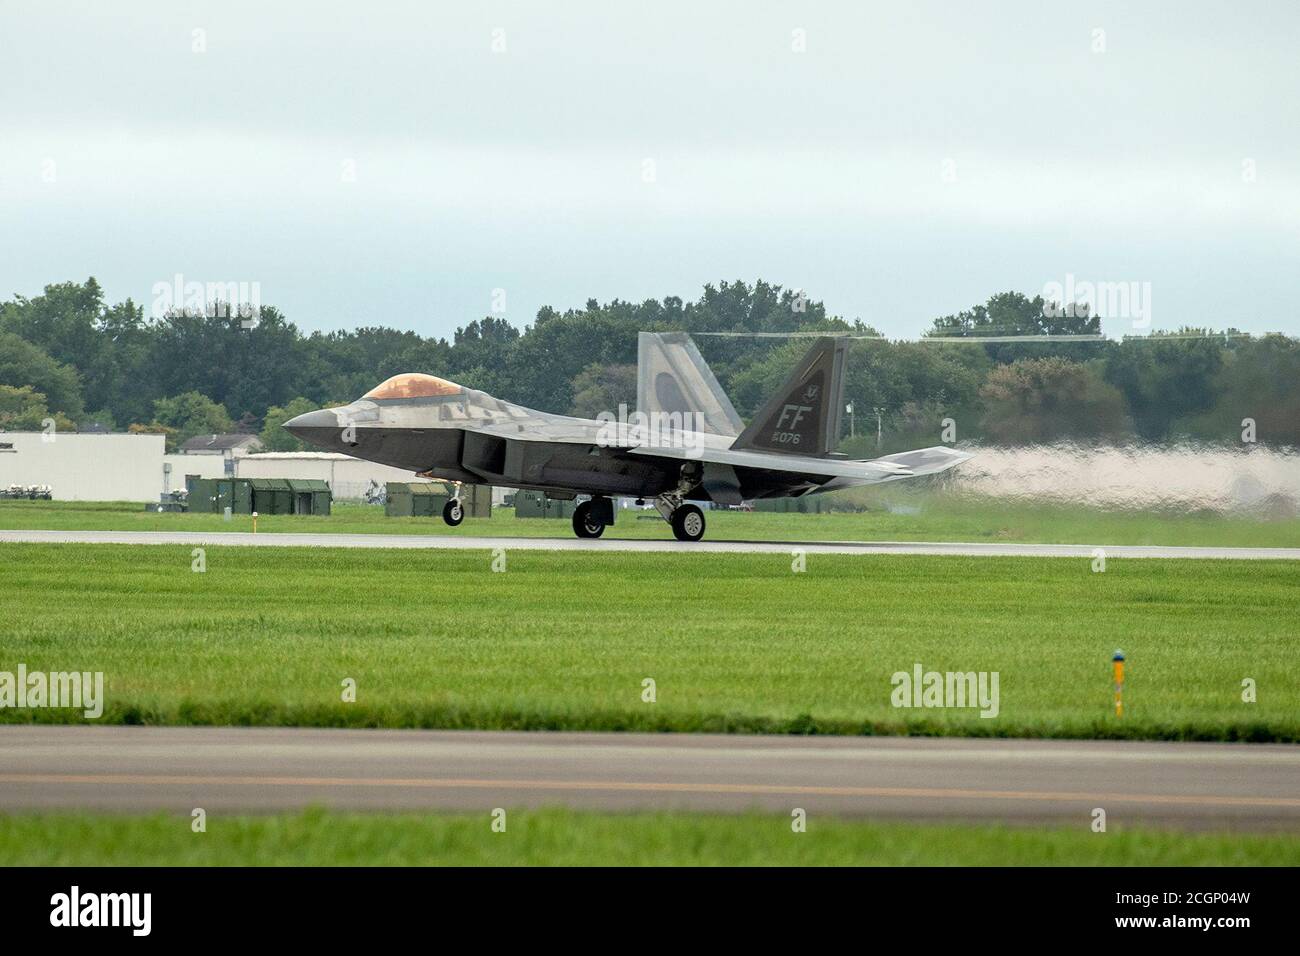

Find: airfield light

[1112,650,1125,718]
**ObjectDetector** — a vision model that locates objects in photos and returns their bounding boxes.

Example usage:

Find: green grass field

[2,808,1295,866]
[2,497,1298,547]
[1,543,1295,740]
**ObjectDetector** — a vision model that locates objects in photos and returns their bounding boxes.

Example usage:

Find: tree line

[1,277,1296,453]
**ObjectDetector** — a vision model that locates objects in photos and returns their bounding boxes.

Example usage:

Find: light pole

[846,403,855,439]
[873,407,884,449]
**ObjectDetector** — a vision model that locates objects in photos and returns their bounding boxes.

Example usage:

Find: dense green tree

[980,358,1129,444]
[0,278,104,373]
[0,384,75,432]
[87,297,153,425]
[0,279,157,424]
[0,332,85,421]
[929,290,1105,364]
[1172,334,1300,447]
[81,408,118,431]
[0,277,1294,452]
[148,392,235,451]
[569,363,637,418]
[845,341,991,448]
[1102,331,1224,441]
[147,305,308,421]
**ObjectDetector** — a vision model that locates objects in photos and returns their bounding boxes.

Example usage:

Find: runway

[2,727,1298,829]
[2,529,1298,559]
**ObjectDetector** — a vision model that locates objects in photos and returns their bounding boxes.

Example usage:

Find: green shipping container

[286,478,332,515]
[232,479,253,514]
[185,478,252,515]
[384,483,411,516]
[514,490,544,517]
[386,482,444,517]
[386,482,443,517]
[413,483,448,517]
[462,483,492,518]
[186,477,218,513]
[249,478,294,515]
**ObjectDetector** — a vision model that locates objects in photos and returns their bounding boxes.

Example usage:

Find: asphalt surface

[1,727,1297,829]
[2,529,1298,559]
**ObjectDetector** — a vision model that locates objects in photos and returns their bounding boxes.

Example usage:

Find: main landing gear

[653,481,707,542]
[569,471,709,542]
[572,500,605,538]
[669,503,705,542]
[572,496,615,538]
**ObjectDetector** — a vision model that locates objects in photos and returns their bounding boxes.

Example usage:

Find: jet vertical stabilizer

[731,336,848,457]
[637,331,745,437]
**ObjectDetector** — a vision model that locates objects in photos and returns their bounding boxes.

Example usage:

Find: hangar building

[0,432,165,501]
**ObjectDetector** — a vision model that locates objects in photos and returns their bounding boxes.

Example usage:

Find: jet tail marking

[731,337,849,457]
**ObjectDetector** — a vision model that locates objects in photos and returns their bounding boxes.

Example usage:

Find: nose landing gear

[442,498,464,526]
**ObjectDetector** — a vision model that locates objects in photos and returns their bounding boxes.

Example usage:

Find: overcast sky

[2,0,1298,339]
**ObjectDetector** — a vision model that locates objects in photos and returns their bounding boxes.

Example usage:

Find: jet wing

[468,422,972,484]
[627,442,913,480]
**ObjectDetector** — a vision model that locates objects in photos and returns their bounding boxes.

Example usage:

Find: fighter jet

[284,334,971,541]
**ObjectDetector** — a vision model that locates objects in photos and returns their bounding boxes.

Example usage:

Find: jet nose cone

[283,408,341,448]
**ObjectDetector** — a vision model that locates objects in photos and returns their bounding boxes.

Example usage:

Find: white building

[0,432,165,501]
[165,453,225,491]
[0,433,510,503]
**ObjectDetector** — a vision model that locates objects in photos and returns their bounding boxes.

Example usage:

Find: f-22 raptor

[285,334,971,541]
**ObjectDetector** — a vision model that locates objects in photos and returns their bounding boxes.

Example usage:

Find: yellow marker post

[252,511,259,534]
[1112,650,1125,718]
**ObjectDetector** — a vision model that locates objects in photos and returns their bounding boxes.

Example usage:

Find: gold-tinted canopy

[363,373,462,400]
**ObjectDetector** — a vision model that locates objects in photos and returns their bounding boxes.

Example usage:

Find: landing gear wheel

[572,501,605,538]
[442,499,464,526]
[670,504,706,542]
